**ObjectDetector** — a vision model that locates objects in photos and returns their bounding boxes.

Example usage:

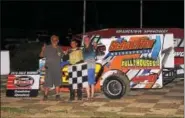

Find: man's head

[50,35,59,46]
[84,36,90,46]
[70,40,78,49]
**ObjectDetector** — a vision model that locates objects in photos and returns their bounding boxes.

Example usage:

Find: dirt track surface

[1,77,184,118]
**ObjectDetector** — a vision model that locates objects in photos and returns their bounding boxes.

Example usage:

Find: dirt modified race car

[39,28,184,99]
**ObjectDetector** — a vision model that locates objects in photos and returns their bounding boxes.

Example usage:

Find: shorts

[88,68,95,85]
[44,70,62,88]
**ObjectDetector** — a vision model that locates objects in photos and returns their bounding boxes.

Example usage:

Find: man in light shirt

[68,39,83,101]
[69,40,83,65]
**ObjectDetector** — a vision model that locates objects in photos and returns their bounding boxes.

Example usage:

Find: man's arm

[39,44,47,70]
[93,42,97,49]
[39,50,44,57]
[39,44,46,58]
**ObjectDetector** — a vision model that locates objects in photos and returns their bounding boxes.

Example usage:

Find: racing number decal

[61,66,69,83]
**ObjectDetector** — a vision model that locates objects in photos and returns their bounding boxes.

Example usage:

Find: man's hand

[40,44,46,58]
[42,44,46,52]
[93,42,97,49]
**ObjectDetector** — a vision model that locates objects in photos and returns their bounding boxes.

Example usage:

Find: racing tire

[102,73,130,99]
[162,68,176,86]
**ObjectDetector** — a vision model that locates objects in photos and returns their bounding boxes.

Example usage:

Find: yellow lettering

[139,59,143,66]
[121,58,160,68]
[136,59,140,66]
[122,61,125,66]
[143,60,147,67]
[149,60,152,66]
[125,61,128,66]
[152,60,156,66]
[128,60,132,66]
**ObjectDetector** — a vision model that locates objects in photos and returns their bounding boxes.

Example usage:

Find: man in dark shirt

[40,35,64,101]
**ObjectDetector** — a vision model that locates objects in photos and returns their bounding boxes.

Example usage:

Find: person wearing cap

[39,35,65,101]
[68,39,84,101]
[83,36,97,100]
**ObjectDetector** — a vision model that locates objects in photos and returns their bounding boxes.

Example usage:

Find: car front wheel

[102,73,130,99]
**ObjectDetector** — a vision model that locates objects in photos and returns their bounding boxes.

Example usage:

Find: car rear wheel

[163,68,176,86]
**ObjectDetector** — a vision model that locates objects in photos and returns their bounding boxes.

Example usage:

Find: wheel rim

[106,79,124,96]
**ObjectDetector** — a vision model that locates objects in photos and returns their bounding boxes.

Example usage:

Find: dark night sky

[1,1,184,39]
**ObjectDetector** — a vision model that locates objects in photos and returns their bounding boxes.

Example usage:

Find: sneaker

[55,95,61,101]
[43,95,48,101]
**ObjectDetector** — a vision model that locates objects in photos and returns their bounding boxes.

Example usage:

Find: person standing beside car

[39,35,64,101]
[67,39,84,101]
[83,36,97,100]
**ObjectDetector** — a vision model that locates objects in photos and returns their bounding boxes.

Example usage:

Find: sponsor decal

[109,37,155,55]
[14,90,31,97]
[174,48,184,58]
[122,59,160,69]
[11,71,39,75]
[132,74,158,82]
[14,76,34,87]
[116,29,142,34]
[116,29,168,34]
[7,73,39,97]
[175,52,184,57]
[131,74,158,88]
